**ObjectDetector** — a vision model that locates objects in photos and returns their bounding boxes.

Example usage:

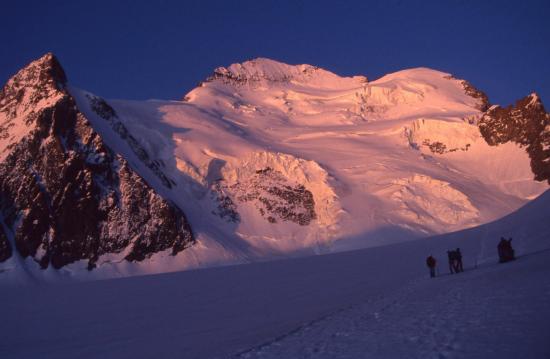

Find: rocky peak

[0,53,69,151]
[28,52,67,85]
[521,92,543,110]
[479,93,550,183]
[0,53,195,270]
[1,53,67,106]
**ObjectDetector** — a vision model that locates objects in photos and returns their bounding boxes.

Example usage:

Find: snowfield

[2,190,549,358]
[240,249,550,359]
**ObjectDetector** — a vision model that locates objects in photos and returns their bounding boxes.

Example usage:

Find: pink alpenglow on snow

[0,54,548,281]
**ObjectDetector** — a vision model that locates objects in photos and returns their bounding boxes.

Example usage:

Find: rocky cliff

[479,93,550,183]
[0,53,194,270]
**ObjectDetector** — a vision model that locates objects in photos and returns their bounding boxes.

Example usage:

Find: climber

[455,248,464,272]
[426,255,437,278]
[498,237,507,262]
[447,250,455,274]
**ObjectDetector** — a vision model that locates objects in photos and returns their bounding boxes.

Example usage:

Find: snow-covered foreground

[240,250,550,359]
[2,191,549,359]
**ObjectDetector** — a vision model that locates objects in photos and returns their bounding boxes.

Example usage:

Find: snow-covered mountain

[0,54,194,274]
[0,53,548,279]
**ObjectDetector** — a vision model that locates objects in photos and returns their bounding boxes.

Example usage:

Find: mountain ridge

[0,53,195,271]
[0,52,548,280]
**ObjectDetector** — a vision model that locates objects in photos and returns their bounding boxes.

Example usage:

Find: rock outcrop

[213,166,317,225]
[0,227,10,262]
[479,93,550,183]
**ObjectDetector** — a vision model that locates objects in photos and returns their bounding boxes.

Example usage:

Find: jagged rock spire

[0,53,195,270]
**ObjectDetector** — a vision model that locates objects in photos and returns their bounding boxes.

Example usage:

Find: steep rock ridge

[0,53,194,269]
[85,93,176,189]
[0,53,66,159]
[461,80,490,112]
[479,94,550,183]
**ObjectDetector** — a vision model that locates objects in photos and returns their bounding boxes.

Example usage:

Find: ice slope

[53,58,547,277]
[1,189,549,358]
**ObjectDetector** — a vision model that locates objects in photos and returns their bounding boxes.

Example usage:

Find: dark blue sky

[1,0,549,105]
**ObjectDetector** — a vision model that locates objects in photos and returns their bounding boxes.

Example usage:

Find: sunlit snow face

[1,53,547,278]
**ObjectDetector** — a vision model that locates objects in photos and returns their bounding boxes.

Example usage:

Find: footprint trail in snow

[238,251,550,359]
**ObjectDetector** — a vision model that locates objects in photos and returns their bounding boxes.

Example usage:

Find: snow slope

[240,250,550,359]
[64,59,546,276]
[2,190,549,358]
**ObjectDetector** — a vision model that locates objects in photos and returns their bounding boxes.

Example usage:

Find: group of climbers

[425,237,515,278]
[425,248,463,278]
[447,248,464,274]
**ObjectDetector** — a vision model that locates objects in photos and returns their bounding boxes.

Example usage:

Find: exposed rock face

[214,167,317,226]
[211,181,241,223]
[421,139,471,154]
[0,227,10,262]
[479,93,550,183]
[85,93,176,189]
[461,80,490,112]
[0,53,194,269]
